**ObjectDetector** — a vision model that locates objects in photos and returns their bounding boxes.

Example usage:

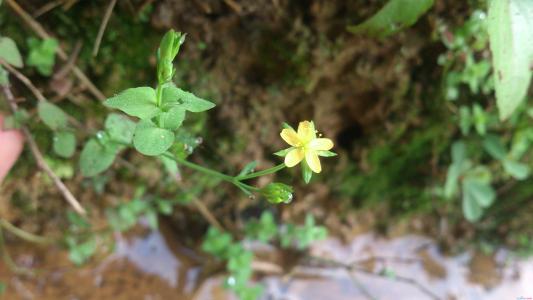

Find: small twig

[192,199,224,231]
[351,266,441,300]
[306,255,441,300]
[346,271,377,300]
[0,60,46,102]
[1,84,87,215]
[5,0,106,101]
[0,227,35,276]
[0,219,53,244]
[55,40,82,80]
[1,60,83,128]
[223,0,242,14]
[33,0,63,18]
[92,0,117,57]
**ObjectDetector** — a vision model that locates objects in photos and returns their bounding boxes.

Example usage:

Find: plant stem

[162,153,259,192]
[0,219,53,244]
[236,163,286,181]
[155,84,163,107]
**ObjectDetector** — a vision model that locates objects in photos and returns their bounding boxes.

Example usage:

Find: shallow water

[1,226,532,300]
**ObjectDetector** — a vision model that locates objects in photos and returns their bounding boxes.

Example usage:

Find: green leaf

[105,87,160,119]
[238,161,257,177]
[133,120,175,156]
[53,130,76,158]
[38,100,68,130]
[459,106,472,135]
[26,38,58,76]
[0,37,23,67]
[145,210,159,230]
[79,139,118,177]
[104,113,136,144]
[451,141,467,164]
[472,104,487,135]
[163,86,215,112]
[444,164,461,199]
[463,179,495,208]
[317,150,337,157]
[462,182,483,222]
[161,106,185,130]
[273,147,292,157]
[347,0,434,38]
[483,135,506,160]
[159,155,179,180]
[503,159,530,180]
[0,65,8,85]
[302,161,312,184]
[488,0,533,120]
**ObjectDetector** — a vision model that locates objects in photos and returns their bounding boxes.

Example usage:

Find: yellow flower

[280,121,334,173]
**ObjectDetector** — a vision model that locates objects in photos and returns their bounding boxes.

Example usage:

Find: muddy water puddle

[1,227,532,300]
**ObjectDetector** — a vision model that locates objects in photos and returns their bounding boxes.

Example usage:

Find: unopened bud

[261,183,293,204]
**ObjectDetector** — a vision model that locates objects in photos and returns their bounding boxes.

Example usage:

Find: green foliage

[0,282,5,295]
[38,101,68,130]
[53,131,76,158]
[157,30,186,83]
[67,237,96,265]
[26,38,58,76]
[104,113,136,145]
[488,0,533,120]
[0,36,23,67]
[245,211,277,243]
[301,161,313,184]
[162,86,216,112]
[64,211,96,265]
[439,10,493,102]
[203,213,326,299]
[80,114,136,176]
[444,141,496,222]
[348,0,434,37]
[280,214,328,249]
[202,227,262,300]
[37,101,78,158]
[105,87,160,120]
[133,120,175,156]
[106,194,175,232]
[79,138,119,177]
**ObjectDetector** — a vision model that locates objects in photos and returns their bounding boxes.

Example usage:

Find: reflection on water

[261,234,533,300]
[1,227,532,300]
[115,230,181,287]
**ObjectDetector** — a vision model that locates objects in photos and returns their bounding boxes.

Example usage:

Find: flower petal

[305,150,322,173]
[285,148,304,167]
[297,121,315,143]
[280,128,301,147]
[309,138,334,151]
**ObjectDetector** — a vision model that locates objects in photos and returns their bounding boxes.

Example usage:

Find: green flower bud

[261,183,293,204]
[157,30,186,84]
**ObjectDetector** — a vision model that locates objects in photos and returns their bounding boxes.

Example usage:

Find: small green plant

[26,37,58,76]
[203,211,327,299]
[80,29,336,200]
[106,188,176,232]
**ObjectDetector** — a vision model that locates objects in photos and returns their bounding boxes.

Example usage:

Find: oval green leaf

[488,0,533,120]
[133,120,174,156]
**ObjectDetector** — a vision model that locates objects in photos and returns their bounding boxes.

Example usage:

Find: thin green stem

[236,163,286,181]
[0,227,35,276]
[163,153,259,192]
[0,219,53,244]
[155,84,163,107]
